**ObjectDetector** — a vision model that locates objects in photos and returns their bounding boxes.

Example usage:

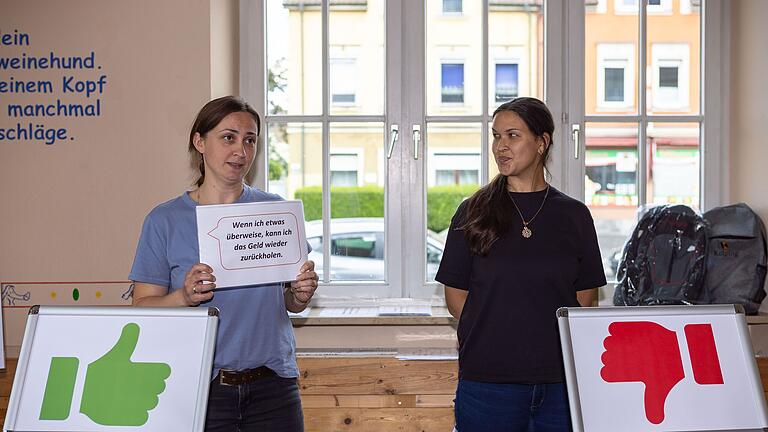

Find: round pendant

[522,226,532,238]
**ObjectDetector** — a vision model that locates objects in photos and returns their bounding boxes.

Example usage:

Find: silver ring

[192,286,197,294]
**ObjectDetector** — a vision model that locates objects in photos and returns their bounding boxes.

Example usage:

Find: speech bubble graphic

[207,212,303,270]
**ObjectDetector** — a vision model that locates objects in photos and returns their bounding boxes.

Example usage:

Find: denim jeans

[455,379,572,432]
[205,373,304,432]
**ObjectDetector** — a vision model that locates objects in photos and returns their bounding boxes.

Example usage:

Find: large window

[243,0,723,303]
[584,0,712,297]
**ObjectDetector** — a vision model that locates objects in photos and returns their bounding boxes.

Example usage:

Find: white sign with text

[196,200,307,288]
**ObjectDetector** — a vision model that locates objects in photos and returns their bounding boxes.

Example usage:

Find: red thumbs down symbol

[600,321,684,424]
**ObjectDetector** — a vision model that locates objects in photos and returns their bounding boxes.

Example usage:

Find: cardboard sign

[558,305,768,432]
[4,306,218,432]
[196,200,307,288]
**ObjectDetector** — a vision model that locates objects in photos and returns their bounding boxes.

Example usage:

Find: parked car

[305,218,444,281]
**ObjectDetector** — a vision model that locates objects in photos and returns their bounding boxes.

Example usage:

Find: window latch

[572,123,581,159]
[387,124,399,159]
[412,125,421,160]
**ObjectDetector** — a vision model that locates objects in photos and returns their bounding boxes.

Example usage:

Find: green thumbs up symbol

[39,323,172,426]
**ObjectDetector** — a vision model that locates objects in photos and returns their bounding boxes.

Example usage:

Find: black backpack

[613,205,708,306]
[699,203,768,314]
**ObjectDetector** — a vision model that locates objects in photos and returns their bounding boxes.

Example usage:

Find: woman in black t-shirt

[436,97,606,432]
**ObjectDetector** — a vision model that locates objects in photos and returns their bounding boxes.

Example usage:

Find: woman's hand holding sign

[183,263,216,306]
[285,260,318,312]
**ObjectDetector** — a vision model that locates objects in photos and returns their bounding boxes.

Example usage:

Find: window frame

[240,0,728,302]
[565,0,729,292]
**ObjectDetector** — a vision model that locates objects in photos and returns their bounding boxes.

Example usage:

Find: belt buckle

[219,368,234,386]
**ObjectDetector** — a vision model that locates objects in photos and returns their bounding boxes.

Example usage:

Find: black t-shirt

[436,186,606,384]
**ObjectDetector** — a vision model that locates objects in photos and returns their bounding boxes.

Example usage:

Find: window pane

[648,122,700,209]
[266,122,326,278]
[330,58,357,105]
[647,0,699,114]
[659,66,678,87]
[329,122,385,281]
[441,63,465,103]
[495,63,519,102]
[266,0,321,115]
[427,0,481,115]
[426,123,481,282]
[489,2,544,110]
[267,122,322,204]
[329,1,384,115]
[585,122,639,284]
[443,0,462,14]
[604,68,625,101]
[648,44,698,114]
[586,2,638,115]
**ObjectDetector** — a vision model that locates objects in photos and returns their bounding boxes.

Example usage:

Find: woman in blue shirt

[130,96,318,432]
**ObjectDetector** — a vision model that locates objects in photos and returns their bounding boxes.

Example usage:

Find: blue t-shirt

[129,185,299,379]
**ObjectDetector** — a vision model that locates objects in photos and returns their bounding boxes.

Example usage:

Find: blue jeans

[455,379,572,432]
[205,374,304,432]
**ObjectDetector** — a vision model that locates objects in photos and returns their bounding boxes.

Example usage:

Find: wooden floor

[1,357,767,431]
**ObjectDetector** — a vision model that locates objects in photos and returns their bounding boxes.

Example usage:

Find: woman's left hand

[289,260,319,304]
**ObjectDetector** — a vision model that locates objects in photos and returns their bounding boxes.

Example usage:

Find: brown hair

[459,97,555,256]
[188,96,261,187]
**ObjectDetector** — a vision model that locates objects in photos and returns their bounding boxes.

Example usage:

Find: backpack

[613,205,708,306]
[699,203,768,314]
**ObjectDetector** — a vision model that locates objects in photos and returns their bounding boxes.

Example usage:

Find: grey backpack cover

[701,203,768,314]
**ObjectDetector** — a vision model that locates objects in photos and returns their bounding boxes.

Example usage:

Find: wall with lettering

[0,0,211,355]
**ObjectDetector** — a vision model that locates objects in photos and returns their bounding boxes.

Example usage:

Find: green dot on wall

[72,288,80,301]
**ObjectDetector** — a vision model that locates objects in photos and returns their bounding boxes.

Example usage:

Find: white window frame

[651,43,690,110]
[597,44,635,110]
[241,0,727,302]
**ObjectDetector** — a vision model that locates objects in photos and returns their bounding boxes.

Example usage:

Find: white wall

[730,0,768,222]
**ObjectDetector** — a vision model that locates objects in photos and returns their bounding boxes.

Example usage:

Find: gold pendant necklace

[508,185,550,239]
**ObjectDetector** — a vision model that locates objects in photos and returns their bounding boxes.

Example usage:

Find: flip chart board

[4,306,218,432]
[557,305,768,432]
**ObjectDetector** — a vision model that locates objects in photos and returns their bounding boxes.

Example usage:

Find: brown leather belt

[218,366,276,386]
